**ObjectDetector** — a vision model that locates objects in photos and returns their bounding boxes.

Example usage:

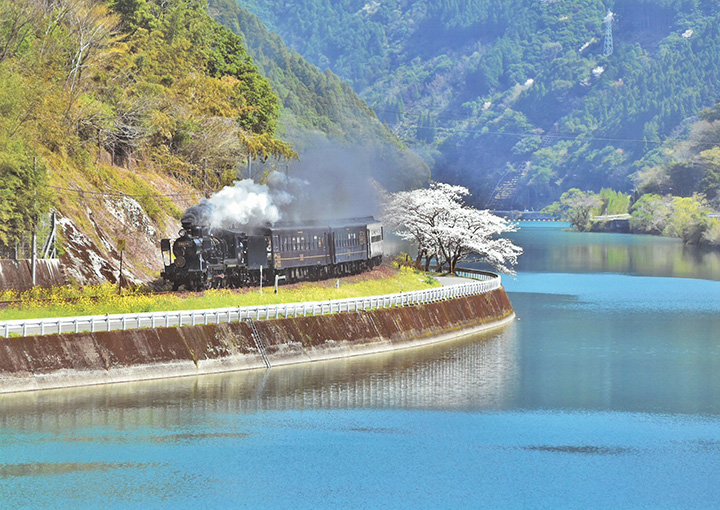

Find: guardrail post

[8,272,500,339]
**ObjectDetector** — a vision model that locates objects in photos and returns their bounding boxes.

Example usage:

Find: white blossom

[382,182,523,274]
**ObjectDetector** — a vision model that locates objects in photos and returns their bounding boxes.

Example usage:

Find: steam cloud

[181,178,292,229]
[182,140,386,230]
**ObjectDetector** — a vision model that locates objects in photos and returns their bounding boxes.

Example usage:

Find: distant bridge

[490,211,555,222]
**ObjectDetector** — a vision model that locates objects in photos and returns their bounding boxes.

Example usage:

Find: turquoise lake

[2,223,720,508]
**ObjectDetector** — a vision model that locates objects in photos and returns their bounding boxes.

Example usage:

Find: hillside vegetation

[0,0,292,280]
[0,0,425,287]
[208,0,429,190]
[234,0,720,208]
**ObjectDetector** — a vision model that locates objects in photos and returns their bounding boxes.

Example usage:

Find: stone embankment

[0,288,514,394]
[0,260,66,293]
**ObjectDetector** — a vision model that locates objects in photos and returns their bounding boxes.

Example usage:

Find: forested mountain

[0,0,425,285]
[232,0,720,208]
[1,0,293,282]
[208,0,429,191]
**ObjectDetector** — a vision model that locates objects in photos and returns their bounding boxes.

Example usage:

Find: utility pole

[117,239,126,294]
[203,158,208,198]
[31,157,37,287]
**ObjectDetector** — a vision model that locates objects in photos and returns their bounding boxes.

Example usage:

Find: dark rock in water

[589,215,631,233]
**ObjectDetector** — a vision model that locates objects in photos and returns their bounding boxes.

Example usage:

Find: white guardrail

[0,270,500,338]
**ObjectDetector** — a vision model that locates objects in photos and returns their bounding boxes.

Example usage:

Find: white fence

[0,270,500,338]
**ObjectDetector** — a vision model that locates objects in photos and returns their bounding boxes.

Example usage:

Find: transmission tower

[603,10,614,57]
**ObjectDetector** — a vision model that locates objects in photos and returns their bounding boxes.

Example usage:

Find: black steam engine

[161,217,384,291]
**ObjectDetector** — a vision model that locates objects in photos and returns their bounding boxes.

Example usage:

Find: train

[160,216,384,291]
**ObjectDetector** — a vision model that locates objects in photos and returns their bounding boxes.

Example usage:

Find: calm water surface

[2,223,720,508]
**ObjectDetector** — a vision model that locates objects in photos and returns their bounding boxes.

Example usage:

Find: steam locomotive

[160,217,384,291]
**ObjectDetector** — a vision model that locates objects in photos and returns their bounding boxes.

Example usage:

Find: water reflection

[502,222,720,280]
[0,462,156,478]
[0,326,518,432]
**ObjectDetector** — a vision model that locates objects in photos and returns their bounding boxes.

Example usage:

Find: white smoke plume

[181,140,389,230]
[181,178,294,229]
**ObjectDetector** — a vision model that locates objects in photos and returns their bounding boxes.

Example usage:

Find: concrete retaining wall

[0,260,66,292]
[0,288,514,394]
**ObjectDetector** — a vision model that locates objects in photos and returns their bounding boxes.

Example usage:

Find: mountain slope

[231,0,720,208]
[1,0,428,287]
[208,0,429,191]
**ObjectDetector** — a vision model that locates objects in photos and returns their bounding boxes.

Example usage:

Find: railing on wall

[0,272,501,339]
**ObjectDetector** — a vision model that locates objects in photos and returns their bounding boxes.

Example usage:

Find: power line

[372,105,715,147]
[47,185,201,199]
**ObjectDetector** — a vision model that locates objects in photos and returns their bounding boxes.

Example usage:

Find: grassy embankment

[0,266,439,322]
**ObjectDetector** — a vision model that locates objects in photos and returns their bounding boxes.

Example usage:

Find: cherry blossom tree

[382,182,522,274]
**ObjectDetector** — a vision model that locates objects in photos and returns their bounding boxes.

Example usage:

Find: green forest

[233,0,720,209]
[208,0,429,191]
[0,0,293,248]
[0,0,426,276]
